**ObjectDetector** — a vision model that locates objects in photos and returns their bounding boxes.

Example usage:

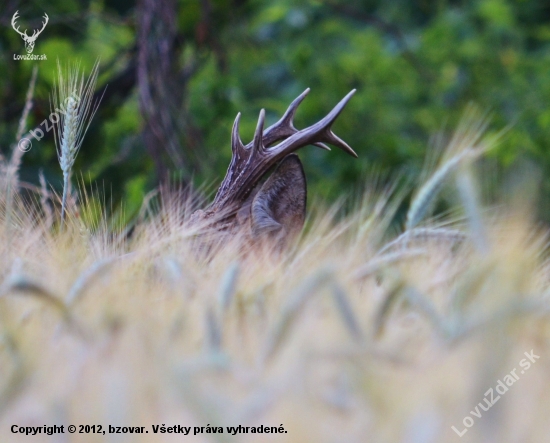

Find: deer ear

[251,154,306,241]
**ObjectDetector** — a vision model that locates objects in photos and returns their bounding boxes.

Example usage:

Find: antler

[212,89,357,211]
[11,11,27,38]
[30,13,49,38]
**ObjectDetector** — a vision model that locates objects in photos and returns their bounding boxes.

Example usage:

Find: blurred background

[1,0,550,223]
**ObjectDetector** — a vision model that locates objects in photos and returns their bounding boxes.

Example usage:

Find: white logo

[11,10,48,55]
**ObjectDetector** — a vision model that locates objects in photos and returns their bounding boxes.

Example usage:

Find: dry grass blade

[1,276,66,315]
[205,307,222,352]
[374,281,449,339]
[330,281,364,342]
[262,270,333,363]
[217,261,240,312]
[401,287,450,338]
[449,260,496,317]
[456,166,488,253]
[0,276,89,338]
[373,279,406,337]
[156,256,184,288]
[65,257,118,305]
[0,261,88,339]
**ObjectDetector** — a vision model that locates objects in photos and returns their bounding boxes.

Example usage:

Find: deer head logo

[11,11,49,54]
[190,88,357,247]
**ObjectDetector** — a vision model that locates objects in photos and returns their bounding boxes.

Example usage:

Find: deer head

[190,88,357,246]
[11,11,49,54]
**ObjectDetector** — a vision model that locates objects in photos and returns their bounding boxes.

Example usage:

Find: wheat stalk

[52,60,103,228]
[11,65,38,177]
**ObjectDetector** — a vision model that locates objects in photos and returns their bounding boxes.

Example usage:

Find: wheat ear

[52,60,103,228]
[406,106,492,231]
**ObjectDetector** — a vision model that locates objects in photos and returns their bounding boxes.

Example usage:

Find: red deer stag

[190,88,357,246]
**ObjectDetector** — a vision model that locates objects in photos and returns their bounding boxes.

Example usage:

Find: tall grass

[0,68,549,443]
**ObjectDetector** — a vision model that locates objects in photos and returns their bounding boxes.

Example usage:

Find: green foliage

[2,0,550,219]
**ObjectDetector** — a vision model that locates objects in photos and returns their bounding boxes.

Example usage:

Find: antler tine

[261,88,309,147]
[215,112,247,202]
[253,109,266,153]
[269,89,357,158]
[278,90,333,152]
[231,112,246,156]
[279,88,309,124]
[260,88,331,152]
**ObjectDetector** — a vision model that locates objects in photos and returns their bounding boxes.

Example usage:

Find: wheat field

[0,69,549,443]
